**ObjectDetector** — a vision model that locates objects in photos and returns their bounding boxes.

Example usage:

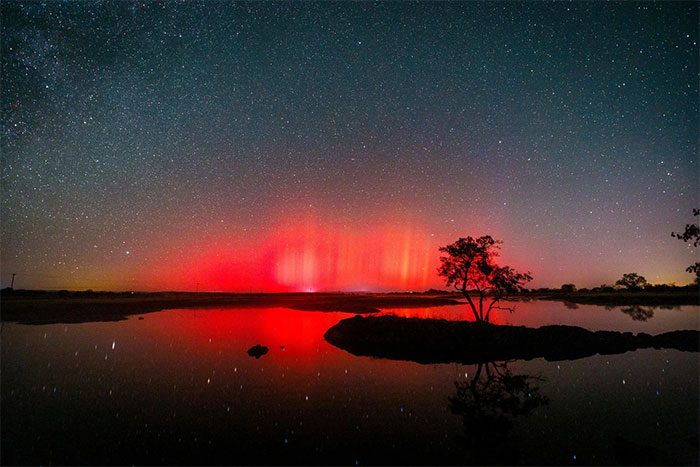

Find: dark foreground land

[1,288,696,325]
[324,315,700,364]
[0,291,461,324]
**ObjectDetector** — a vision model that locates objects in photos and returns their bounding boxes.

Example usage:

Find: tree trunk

[484,299,496,322]
[461,282,481,322]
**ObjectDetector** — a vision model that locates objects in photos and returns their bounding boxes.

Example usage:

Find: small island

[324,315,699,364]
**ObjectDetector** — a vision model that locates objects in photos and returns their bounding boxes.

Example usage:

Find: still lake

[2,300,698,465]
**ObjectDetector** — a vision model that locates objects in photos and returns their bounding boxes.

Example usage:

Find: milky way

[1,1,697,291]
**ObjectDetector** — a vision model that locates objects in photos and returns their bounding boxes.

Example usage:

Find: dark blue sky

[1,1,698,291]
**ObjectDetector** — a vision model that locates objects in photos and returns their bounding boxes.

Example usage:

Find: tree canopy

[615,272,648,290]
[672,208,700,282]
[437,236,531,323]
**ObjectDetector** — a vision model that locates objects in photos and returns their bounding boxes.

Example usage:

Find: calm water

[2,301,698,465]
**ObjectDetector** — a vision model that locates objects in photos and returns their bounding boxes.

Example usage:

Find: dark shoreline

[324,315,700,364]
[539,290,698,306]
[0,292,461,325]
[1,289,697,325]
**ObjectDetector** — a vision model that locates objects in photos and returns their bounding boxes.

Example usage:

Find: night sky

[2,1,698,292]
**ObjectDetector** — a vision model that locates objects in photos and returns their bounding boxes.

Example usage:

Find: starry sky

[1,1,698,292]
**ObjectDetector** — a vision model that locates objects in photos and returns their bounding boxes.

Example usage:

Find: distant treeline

[524,283,698,294]
[0,289,272,298]
[418,284,698,295]
[1,284,697,299]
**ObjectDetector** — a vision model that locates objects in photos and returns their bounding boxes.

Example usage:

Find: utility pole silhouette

[196,282,200,294]
[10,273,16,290]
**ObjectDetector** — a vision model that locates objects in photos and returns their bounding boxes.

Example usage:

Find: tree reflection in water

[619,305,655,322]
[449,361,549,464]
[617,304,679,322]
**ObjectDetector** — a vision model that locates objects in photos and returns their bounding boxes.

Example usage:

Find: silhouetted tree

[671,208,700,282]
[615,273,648,290]
[560,283,577,294]
[438,236,532,322]
[449,361,549,463]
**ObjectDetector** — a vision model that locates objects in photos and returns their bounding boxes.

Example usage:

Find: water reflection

[610,304,681,323]
[613,435,686,465]
[619,305,656,322]
[380,301,699,333]
[1,302,698,465]
[449,361,549,464]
